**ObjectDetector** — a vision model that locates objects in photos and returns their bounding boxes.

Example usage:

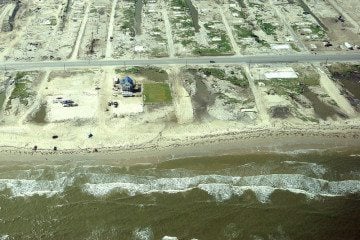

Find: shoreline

[1,125,359,166]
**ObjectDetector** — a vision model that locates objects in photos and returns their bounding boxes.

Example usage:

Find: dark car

[210,60,216,63]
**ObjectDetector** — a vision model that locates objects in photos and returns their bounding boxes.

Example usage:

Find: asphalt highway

[0,52,359,71]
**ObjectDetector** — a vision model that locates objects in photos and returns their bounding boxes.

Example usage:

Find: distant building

[344,42,353,50]
[134,45,145,53]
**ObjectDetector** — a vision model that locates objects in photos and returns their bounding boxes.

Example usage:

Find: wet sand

[1,129,359,167]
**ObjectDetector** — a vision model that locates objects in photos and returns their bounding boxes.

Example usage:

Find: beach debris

[93,148,98,152]
[32,145,38,151]
[52,135,59,139]
[88,133,93,138]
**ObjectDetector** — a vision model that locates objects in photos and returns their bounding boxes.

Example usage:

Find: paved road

[0,52,359,71]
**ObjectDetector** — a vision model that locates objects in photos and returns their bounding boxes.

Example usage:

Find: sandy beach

[1,121,359,166]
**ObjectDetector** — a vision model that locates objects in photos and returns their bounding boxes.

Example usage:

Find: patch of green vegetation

[181,20,194,28]
[310,24,325,38]
[203,23,214,30]
[234,25,253,38]
[0,91,6,111]
[327,64,360,78]
[193,33,233,56]
[225,97,242,105]
[229,7,246,18]
[179,29,195,38]
[236,0,247,9]
[153,34,166,42]
[226,75,249,88]
[181,39,195,46]
[265,79,303,95]
[150,48,169,58]
[200,68,226,79]
[11,72,32,106]
[143,83,172,104]
[50,18,57,26]
[249,34,270,47]
[15,72,26,81]
[248,2,261,7]
[116,67,168,82]
[121,7,135,35]
[265,70,320,96]
[290,43,301,52]
[328,99,338,107]
[217,36,232,52]
[192,48,233,56]
[199,68,248,88]
[171,0,187,8]
[257,20,277,35]
[296,0,328,31]
[292,108,320,123]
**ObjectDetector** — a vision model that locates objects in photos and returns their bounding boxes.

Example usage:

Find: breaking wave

[0,177,74,197]
[1,168,359,202]
[82,174,360,202]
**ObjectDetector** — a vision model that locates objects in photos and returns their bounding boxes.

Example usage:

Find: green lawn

[9,72,32,106]
[143,83,172,104]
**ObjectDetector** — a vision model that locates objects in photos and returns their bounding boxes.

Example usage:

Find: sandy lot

[0,64,357,155]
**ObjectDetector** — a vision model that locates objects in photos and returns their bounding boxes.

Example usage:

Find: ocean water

[0,151,360,240]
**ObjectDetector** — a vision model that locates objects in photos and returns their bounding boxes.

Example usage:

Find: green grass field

[143,83,172,104]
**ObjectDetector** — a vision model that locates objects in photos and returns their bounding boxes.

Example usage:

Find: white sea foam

[283,161,327,177]
[82,174,360,202]
[162,236,178,240]
[134,227,153,240]
[0,177,74,197]
[0,235,9,240]
[1,172,359,202]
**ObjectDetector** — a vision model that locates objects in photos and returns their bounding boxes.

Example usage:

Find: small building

[134,45,145,53]
[121,76,135,92]
[344,42,353,50]
[211,37,222,42]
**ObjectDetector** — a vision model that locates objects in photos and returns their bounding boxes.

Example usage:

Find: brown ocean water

[0,150,359,240]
